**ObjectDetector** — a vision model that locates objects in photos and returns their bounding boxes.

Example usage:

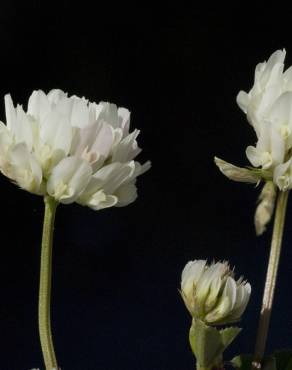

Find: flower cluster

[216,49,292,191]
[0,89,150,209]
[181,260,251,325]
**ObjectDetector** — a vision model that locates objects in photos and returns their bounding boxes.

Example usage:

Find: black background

[0,4,292,370]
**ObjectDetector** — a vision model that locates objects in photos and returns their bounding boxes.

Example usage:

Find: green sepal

[230,354,253,370]
[189,319,241,368]
[245,167,273,181]
[220,326,242,348]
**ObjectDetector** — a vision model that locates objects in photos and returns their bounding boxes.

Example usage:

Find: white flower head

[216,49,292,192]
[181,260,251,325]
[238,50,292,171]
[0,89,150,209]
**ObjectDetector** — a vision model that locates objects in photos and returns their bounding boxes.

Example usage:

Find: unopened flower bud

[181,260,251,325]
[214,157,261,183]
[254,181,276,236]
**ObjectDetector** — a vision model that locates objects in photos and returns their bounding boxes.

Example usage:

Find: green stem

[196,366,212,370]
[253,190,289,369]
[196,364,223,370]
[38,195,58,370]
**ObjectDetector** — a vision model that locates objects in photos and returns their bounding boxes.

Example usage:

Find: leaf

[189,319,223,367]
[220,327,242,350]
[189,320,241,368]
[230,354,253,370]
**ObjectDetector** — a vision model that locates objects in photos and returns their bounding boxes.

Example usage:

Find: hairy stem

[38,195,58,370]
[253,190,289,369]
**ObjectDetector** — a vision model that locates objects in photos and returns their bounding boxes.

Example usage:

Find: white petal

[236,91,249,113]
[79,162,136,205]
[266,49,286,69]
[27,90,50,122]
[99,102,119,128]
[230,283,251,320]
[270,127,285,166]
[255,85,283,121]
[205,277,236,323]
[273,159,292,191]
[256,123,271,151]
[205,276,222,312]
[259,49,285,88]
[81,190,118,211]
[102,162,135,193]
[205,296,230,323]
[136,160,151,176]
[181,260,207,297]
[0,123,13,155]
[40,110,72,156]
[223,277,237,311]
[14,105,33,150]
[70,97,89,128]
[47,156,92,203]
[4,94,16,132]
[71,120,114,163]
[112,129,141,162]
[47,89,68,105]
[54,95,74,118]
[269,92,292,130]
[246,146,262,167]
[115,181,138,207]
[8,143,43,193]
[90,122,114,158]
[118,107,131,136]
[93,102,105,121]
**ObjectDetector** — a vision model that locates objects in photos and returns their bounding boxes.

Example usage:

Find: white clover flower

[215,49,292,191]
[0,89,150,209]
[181,260,251,325]
[237,49,292,173]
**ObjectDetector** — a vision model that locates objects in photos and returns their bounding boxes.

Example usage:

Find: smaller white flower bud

[214,157,261,183]
[254,181,277,236]
[181,260,251,325]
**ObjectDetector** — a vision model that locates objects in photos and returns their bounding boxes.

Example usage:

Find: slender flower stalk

[38,196,58,370]
[253,190,289,369]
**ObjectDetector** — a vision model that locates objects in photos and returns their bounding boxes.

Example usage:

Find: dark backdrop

[0,4,292,370]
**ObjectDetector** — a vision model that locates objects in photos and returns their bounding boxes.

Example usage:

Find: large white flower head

[215,49,292,192]
[0,89,150,209]
[237,49,292,172]
[181,260,251,325]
